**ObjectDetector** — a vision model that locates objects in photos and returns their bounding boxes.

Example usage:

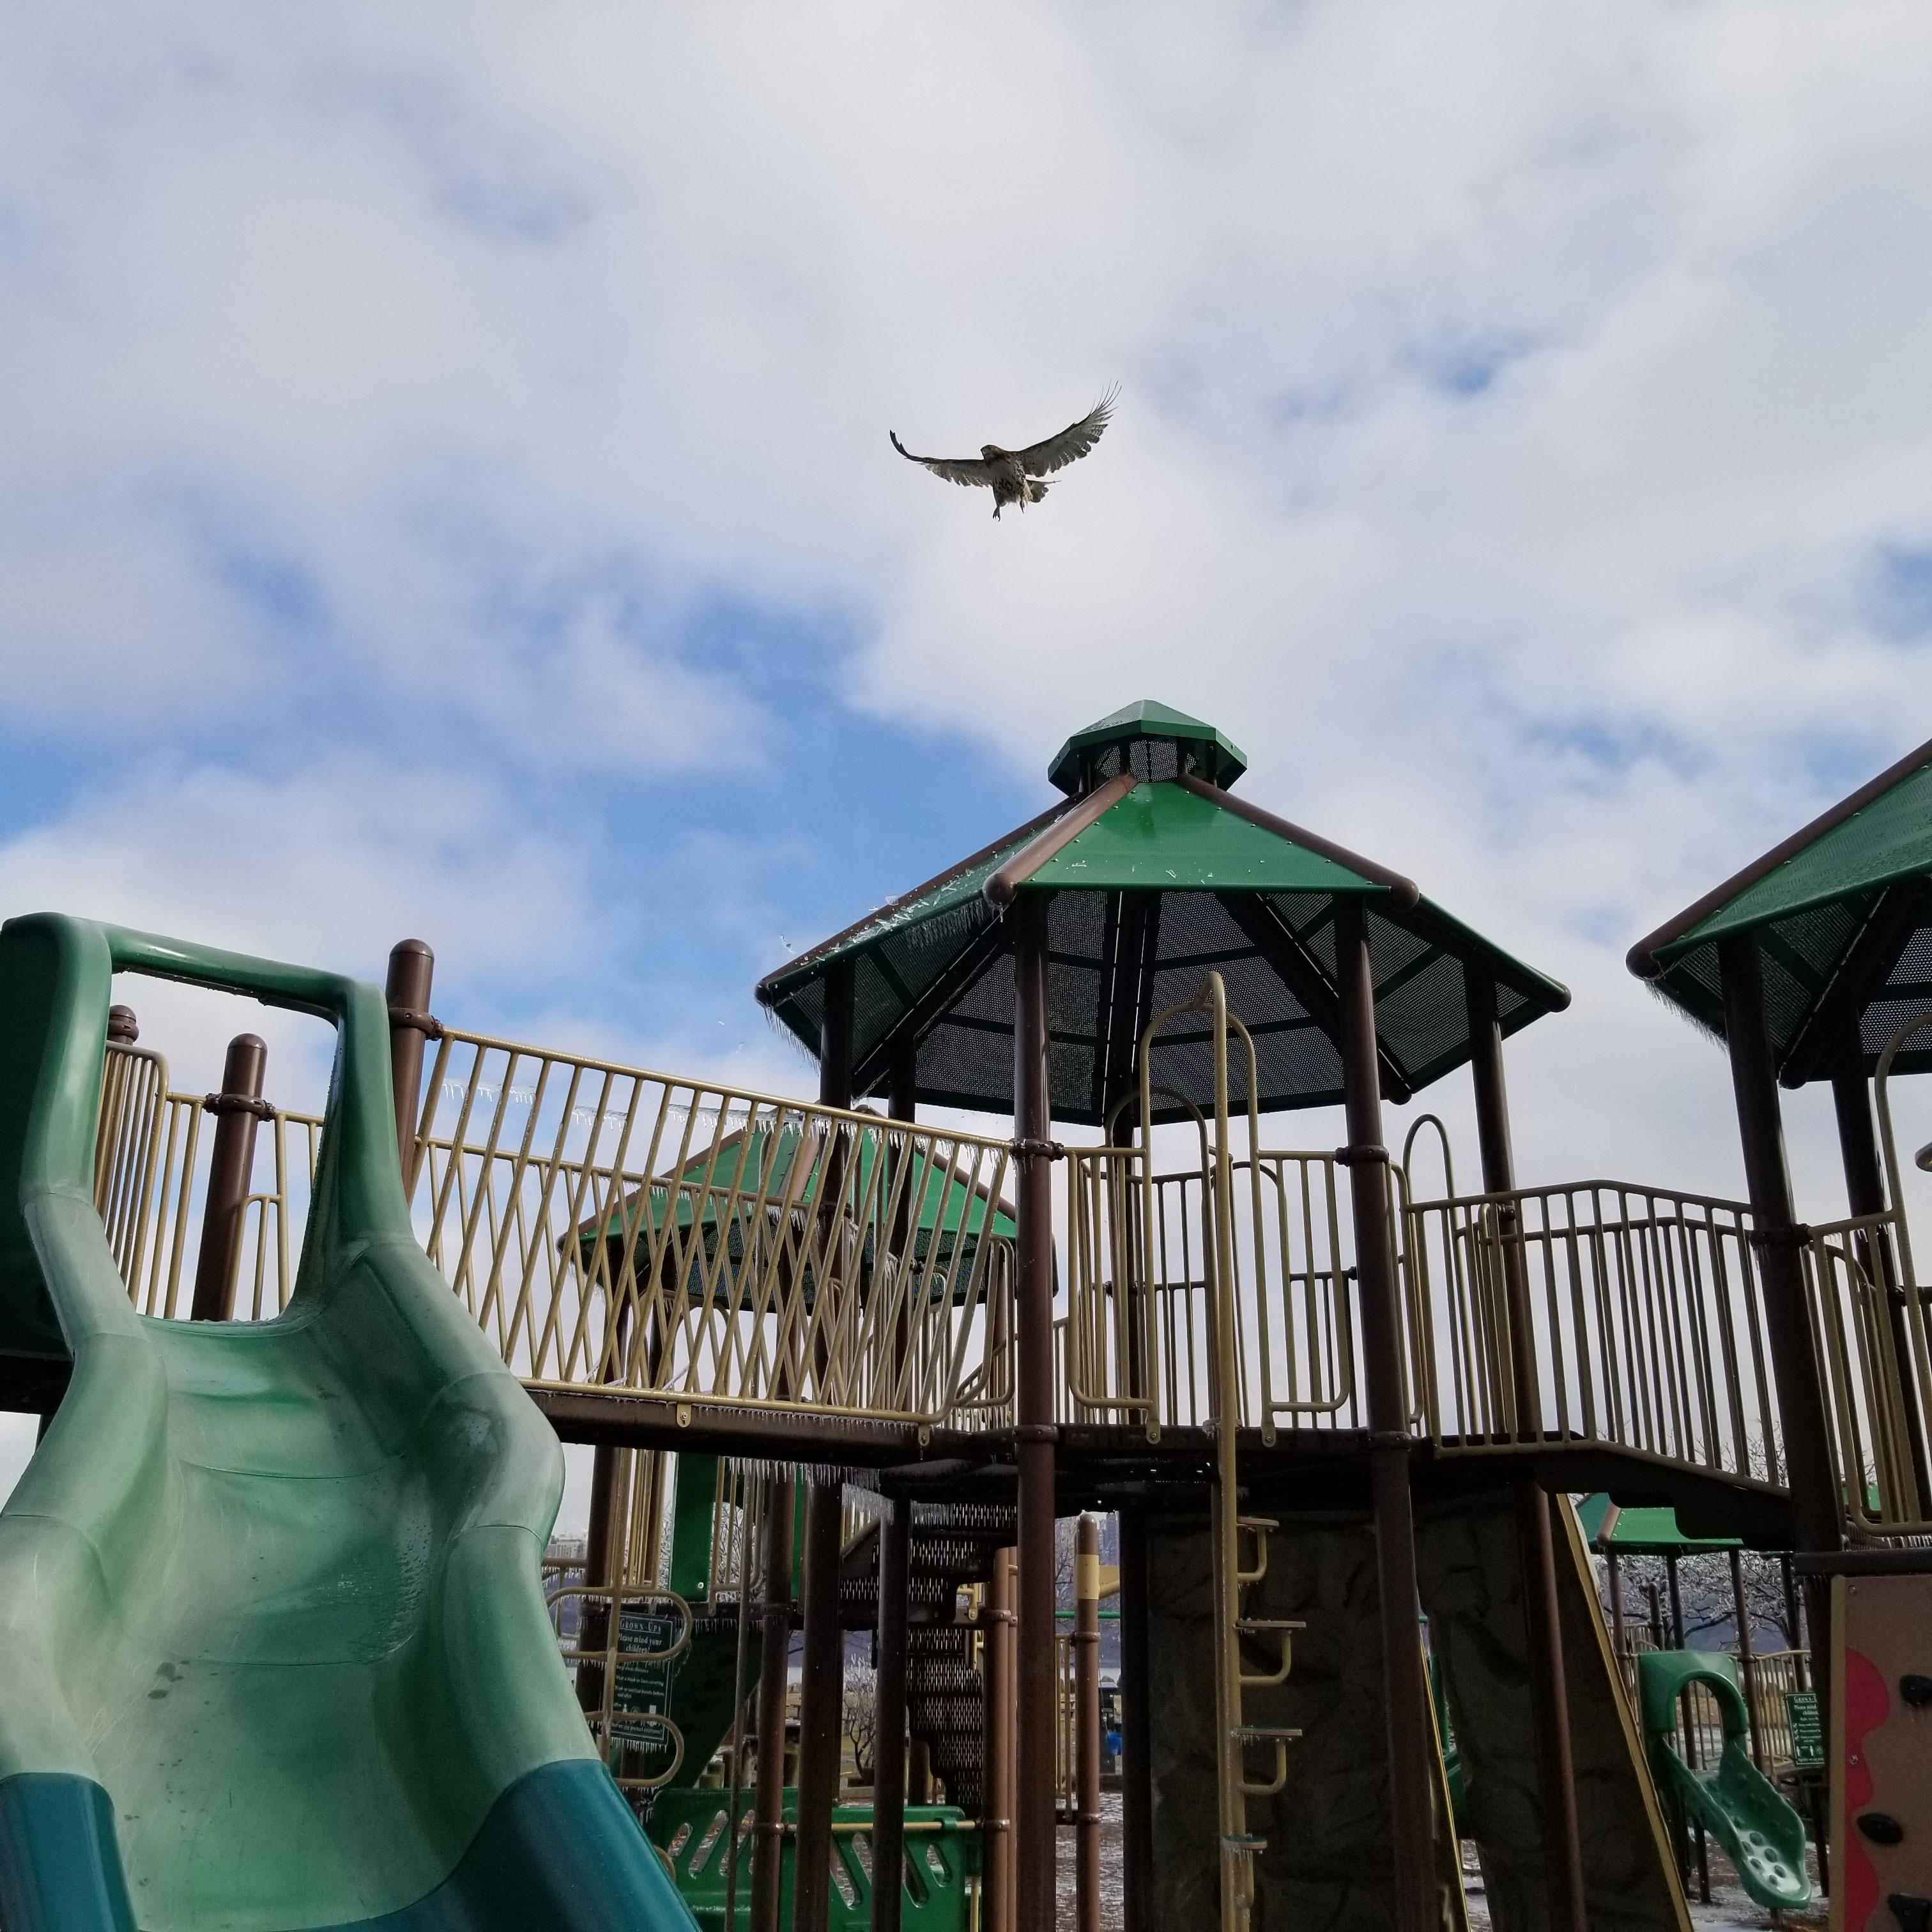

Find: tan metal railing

[1063,1148,1356,1438]
[703,1456,756,1602]
[1403,1179,1779,1487]
[1801,1011,1932,1538]
[93,1042,321,1321]
[96,1004,1932,1556]
[406,1029,1016,1430]
[1745,1650,1813,1770]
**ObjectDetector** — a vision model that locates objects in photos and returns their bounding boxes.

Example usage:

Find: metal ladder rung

[1230,1726,1302,1742]
[1235,1618,1304,1633]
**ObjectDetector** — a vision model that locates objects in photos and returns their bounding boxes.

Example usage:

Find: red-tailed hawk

[890,390,1116,518]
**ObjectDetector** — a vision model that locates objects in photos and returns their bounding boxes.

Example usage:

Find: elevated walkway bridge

[44,1004,1932,1557]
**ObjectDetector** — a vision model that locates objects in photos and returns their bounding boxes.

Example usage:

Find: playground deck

[17,1006,1913,1556]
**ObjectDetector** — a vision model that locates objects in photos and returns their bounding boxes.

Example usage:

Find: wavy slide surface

[1638,1649,1812,1915]
[0,915,696,1932]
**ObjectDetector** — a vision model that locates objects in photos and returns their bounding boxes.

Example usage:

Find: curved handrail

[1873,1009,1932,1289]
[1399,1113,1457,1207]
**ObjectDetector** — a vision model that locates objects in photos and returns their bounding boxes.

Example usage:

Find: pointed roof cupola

[756,701,1569,1124]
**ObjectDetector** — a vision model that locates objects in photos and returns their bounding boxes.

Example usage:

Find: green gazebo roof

[587,1124,1016,1245]
[756,702,1571,1126]
[1627,735,1932,1085]
[580,1123,1016,1305]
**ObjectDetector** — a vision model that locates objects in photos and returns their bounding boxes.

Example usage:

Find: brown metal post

[1335,898,1435,1932]
[982,1547,1016,1932]
[385,939,434,1186]
[1607,1549,1625,1656]
[1666,1554,1710,1901]
[724,1479,760,1932]
[870,1492,912,1932]
[795,1480,845,1932]
[578,1448,620,1719]
[795,960,856,1932]
[1117,1509,1153,1932]
[1781,1554,1806,1684]
[752,1473,797,1932]
[1011,892,1059,1932]
[1832,1053,1932,1508]
[889,1038,919,1129]
[1073,1516,1102,1932]
[1833,1055,1889,1218]
[1467,971,1587,1932]
[1720,933,1841,1557]
[107,1005,139,1046]
[873,1045,919,1932]
[190,1032,268,1322]
[1717,928,1841,1873]
[1729,1547,1764,1770]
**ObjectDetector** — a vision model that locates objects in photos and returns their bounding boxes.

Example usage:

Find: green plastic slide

[1637,1648,1813,1913]
[0,915,698,1932]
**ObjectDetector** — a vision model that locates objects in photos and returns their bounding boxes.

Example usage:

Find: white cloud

[0,0,1929,1257]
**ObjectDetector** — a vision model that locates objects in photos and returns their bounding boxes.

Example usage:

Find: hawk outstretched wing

[1017,388,1117,477]
[889,433,993,488]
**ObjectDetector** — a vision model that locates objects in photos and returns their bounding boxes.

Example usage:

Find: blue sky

[4,1,1932,1500]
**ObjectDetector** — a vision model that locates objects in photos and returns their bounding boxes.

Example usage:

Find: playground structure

[2,701,1931,1931]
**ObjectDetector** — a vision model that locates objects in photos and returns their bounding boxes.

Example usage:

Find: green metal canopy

[1627,735,1932,1086]
[756,702,1572,1126]
[1574,1494,1738,1554]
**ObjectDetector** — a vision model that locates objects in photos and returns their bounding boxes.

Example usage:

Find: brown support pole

[190,1032,268,1322]
[982,1547,1016,1932]
[1467,971,1587,1932]
[796,960,857,1932]
[724,1481,760,1932]
[1073,1516,1102,1932]
[1117,1509,1153,1932]
[1729,1547,1764,1770]
[1721,933,1842,1559]
[1335,898,1435,1932]
[1607,1549,1625,1657]
[795,1482,845,1932]
[1666,1555,1710,1902]
[385,939,434,1186]
[578,1447,620,1721]
[871,1492,912,1932]
[872,1054,919,1932]
[1832,1054,1888,1219]
[1011,892,1059,1932]
[752,1473,797,1932]
[1832,1050,1932,1508]
[1781,1554,1805,1683]
[1717,929,1841,1863]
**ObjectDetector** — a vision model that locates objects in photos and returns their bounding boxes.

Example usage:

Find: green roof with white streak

[757,702,1570,1126]
[1629,736,1932,1085]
